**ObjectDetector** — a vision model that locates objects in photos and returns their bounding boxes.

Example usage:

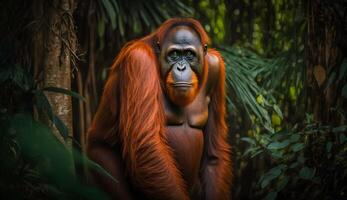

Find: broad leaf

[43,87,85,101]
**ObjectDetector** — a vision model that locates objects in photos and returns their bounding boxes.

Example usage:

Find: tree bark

[306,0,345,123]
[33,0,77,149]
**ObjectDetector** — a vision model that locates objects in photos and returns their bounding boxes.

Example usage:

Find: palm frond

[220,45,305,130]
[96,0,193,43]
[219,45,273,130]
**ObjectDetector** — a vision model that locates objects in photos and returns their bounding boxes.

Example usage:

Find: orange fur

[88,41,189,199]
[143,18,210,48]
[87,18,232,200]
[202,49,232,200]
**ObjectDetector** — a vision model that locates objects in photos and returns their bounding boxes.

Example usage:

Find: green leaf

[243,148,255,157]
[52,115,68,139]
[42,87,85,101]
[273,104,283,119]
[299,167,315,180]
[9,114,109,199]
[73,150,118,184]
[289,134,300,143]
[291,143,305,152]
[326,71,336,88]
[338,58,347,81]
[250,148,264,158]
[298,155,306,163]
[264,122,275,133]
[219,46,274,128]
[289,162,299,169]
[139,9,150,27]
[256,94,265,106]
[272,151,284,159]
[118,12,125,36]
[144,3,161,25]
[109,0,119,14]
[35,90,68,140]
[260,165,286,188]
[332,125,347,132]
[342,84,347,98]
[326,141,332,153]
[35,90,54,119]
[305,113,313,123]
[269,165,286,177]
[277,176,289,191]
[240,137,256,145]
[265,192,277,200]
[261,176,271,189]
[339,134,347,144]
[268,141,290,150]
[101,0,116,29]
[97,15,106,38]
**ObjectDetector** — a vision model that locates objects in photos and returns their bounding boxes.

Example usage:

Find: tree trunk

[33,0,77,151]
[306,0,345,124]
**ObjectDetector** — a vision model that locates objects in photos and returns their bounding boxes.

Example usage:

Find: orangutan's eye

[168,50,180,61]
[186,50,195,61]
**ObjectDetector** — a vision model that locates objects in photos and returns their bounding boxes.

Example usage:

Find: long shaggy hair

[87,18,232,200]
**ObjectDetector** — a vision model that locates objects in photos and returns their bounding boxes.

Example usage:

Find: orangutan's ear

[204,44,208,55]
[155,41,161,54]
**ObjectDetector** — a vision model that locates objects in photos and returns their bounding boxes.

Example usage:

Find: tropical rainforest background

[0,0,346,199]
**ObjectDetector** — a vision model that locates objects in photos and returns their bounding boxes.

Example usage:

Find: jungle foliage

[0,0,346,199]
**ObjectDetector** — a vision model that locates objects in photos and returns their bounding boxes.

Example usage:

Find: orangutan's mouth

[172,82,192,87]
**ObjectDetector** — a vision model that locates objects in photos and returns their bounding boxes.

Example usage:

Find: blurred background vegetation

[0,0,346,199]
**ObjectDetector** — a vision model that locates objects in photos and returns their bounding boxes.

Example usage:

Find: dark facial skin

[159,26,205,105]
